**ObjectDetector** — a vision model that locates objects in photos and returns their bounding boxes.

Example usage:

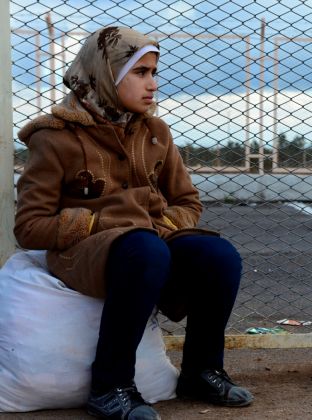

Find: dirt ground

[2,203,312,419]
[1,347,312,420]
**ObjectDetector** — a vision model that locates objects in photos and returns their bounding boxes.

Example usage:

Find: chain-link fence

[9,0,312,339]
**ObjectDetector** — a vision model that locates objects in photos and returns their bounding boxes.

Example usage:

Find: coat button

[122,181,128,189]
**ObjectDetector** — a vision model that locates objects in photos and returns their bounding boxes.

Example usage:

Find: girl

[15,26,253,420]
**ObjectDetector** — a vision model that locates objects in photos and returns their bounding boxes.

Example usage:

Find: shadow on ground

[1,347,312,419]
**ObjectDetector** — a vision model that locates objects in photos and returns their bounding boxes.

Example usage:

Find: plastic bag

[0,250,178,412]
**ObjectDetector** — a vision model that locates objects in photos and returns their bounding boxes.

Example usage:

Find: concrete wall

[192,173,312,202]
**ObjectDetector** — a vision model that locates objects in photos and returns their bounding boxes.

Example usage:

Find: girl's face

[117,52,158,113]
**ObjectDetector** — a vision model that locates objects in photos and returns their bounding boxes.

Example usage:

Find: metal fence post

[0,0,15,266]
[8,0,312,340]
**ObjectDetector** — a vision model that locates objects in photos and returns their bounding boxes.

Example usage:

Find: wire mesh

[10,0,312,336]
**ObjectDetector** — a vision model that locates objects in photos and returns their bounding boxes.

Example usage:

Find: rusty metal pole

[244,35,251,172]
[45,13,56,104]
[0,0,15,265]
[258,18,266,175]
[61,34,67,96]
[272,37,279,171]
[35,31,42,115]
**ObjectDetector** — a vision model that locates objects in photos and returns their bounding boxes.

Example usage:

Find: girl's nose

[148,76,157,91]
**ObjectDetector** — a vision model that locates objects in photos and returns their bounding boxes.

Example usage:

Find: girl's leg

[164,235,242,373]
[161,235,253,407]
[91,230,170,393]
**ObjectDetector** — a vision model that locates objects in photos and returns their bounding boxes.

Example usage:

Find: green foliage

[278,133,312,167]
[179,133,312,169]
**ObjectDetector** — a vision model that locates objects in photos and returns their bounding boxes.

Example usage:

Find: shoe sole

[87,407,162,419]
[87,407,110,419]
[177,394,254,407]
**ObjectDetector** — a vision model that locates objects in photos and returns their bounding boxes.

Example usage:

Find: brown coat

[15,104,217,298]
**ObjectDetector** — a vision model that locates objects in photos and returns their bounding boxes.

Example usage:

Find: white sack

[0,250,178,412]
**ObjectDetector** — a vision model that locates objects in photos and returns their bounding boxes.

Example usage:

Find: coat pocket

[96,187,154,231]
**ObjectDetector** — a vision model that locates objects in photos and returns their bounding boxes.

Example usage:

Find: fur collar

[18,92,156,144]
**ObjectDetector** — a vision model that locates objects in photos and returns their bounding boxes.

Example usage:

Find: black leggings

[91,230,242,392]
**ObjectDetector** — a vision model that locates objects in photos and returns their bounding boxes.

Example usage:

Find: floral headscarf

[63,26,160,124]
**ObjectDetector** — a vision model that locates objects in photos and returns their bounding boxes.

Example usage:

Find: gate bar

[0,0,15,266]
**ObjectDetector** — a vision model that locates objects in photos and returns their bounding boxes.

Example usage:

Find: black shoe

[176,368,254,407]
[87,382,161,419]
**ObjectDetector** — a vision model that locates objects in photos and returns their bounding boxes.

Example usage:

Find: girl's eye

[135,70,146,77]
[135,69,157,77]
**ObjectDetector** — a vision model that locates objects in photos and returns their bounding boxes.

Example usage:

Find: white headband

[115,45,159,86]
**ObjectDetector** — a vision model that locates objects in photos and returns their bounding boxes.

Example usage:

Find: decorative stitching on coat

[81,130,110,195]
[95,150,109,195]
[148,160,163,190]
[142,130,157,192]
[131,137,140,186]
[59,253,76,260]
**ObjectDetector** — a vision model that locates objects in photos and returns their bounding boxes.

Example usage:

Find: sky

[10,0,312,147]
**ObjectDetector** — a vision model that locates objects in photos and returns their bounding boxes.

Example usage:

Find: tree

[278,133,305,167]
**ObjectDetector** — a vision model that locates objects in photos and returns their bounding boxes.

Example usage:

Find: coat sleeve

[158,127,202,228]
[14,131,93,250]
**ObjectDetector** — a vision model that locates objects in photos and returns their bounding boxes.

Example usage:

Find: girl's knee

[113,230,170,264]
[110,230,170,292]
[190,236,241,267]
[131,231,171,265]
[192,237,242,283]
[214,237,241,264]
